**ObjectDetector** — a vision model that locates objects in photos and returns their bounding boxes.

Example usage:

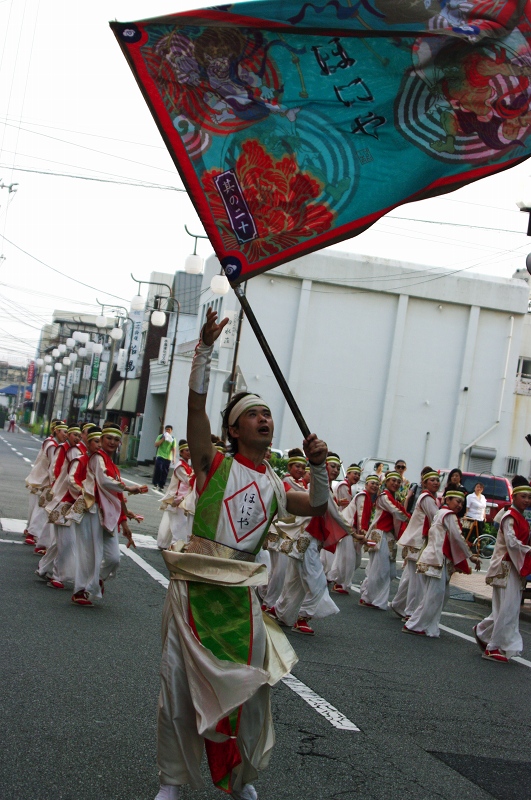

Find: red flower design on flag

[203,139,335,261]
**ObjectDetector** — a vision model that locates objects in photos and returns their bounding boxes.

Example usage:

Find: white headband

[228,394,270,427]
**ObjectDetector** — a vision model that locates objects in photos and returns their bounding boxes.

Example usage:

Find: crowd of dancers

[23,420,148,606]
[154,446,531,664]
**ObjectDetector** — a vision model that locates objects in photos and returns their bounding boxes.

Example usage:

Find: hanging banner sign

[158,336,170,365]
[220,310,237,349]
[98,361,108,383]
[41,373,49,392]
[117,348,126,373]
[83,364,91,381]
[112,2,531,285]
[73,367,81,386]
[58,375,66,392]
[27,361,35,384]
[66,370,74,388]
[91,354,100,381]
[121,308,143,379]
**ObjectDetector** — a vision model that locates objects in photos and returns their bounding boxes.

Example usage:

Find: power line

[0,163,185,191]
[0,119,179,176]
[1,234,129,301]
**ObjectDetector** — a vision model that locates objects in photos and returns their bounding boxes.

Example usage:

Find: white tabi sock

[231,785,258,800]
[154,785,181,800]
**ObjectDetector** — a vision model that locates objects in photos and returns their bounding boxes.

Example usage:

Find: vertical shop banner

[120,308,143,378]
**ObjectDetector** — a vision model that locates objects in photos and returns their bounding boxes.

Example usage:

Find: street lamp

[63,357,71,367]
[130,294,145,311]
[45,365,52,373]
[69,352,78,363]
[96,315,108,328]
[54,362,62,371]
[44,355,52,363]
[110,327,123,341]
[66,337,75,348]
[184,224,209,275]
[151,309,166,327]
[211,273,230,295]
[52,348,60,357]
[58,344,66,354]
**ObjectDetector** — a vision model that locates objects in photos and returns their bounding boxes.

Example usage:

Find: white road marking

[23,457,32,463]
[15,452,23,456]
[121,546,361,730]
[0,538,24,544]
[119,544,169,589]
[280,674,360,731]
[0,518,27,534]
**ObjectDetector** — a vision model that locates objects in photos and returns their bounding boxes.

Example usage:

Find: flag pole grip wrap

[233,283,311,439]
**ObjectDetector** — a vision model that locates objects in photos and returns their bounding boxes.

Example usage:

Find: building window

[515,357,531,395]
[505,456,520,476]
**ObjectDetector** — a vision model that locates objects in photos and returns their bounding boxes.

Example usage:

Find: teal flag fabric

[111,2,531,284]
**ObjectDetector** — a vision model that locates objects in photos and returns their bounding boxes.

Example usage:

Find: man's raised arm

[187,307,229,492]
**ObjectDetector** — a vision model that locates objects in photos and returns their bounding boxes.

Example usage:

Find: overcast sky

[1,0,531,366]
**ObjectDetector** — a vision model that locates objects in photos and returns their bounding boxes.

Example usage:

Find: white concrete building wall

[138,250,530,477]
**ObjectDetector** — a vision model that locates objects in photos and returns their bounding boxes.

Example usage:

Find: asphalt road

[1,429,531,800]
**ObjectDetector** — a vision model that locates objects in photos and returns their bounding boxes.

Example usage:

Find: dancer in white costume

[83,425,147,600]
[391,468,440,620]
[329,474,379,594]
[154,308,329,800]
[474,479,531,662]
[334,463,361,509]
[320,453,342,579]
[24,418,61,548]
[157,440,194,549]
[403,491,479,637]
[260,449,306,613]
[273,456,349,634]
[359,472,410,610]
[27,422,68,553]
[38,426,84,589]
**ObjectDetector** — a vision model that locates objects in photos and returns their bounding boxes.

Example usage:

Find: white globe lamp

[185,254,204,275]
[150,310,166,327]
[211,274,230,295]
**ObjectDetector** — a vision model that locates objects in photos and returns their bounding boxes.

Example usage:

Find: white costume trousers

[52,524,77,585]
[73,512,120,598]
[476,565,524,658]
[157,586,272,790]
[328,535,360,591]
[157,508,191,550]
[359,532,396,610]
[26,493,38,527]
[320,547,335,578]
[28,504,54,548]
[275,538,338,625]
[405,570,447,637]
[260,550,288,608]
[391,560,424,618]
[37,525,58,579]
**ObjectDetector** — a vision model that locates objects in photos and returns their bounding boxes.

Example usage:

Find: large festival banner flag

[111,1,531,286]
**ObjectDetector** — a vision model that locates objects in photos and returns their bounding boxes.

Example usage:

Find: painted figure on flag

[112,1,531,283]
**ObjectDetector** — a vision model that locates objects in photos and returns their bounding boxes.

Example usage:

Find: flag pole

[232,283,311,439]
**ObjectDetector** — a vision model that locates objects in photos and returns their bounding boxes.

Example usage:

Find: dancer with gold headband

[259,448,307,614]
[320,453,342,579]
[29,422,69,556]
[155,308,329,800]
[359,471,410,610]
[474,478,531,662]
[23,418,61,548]
[69,427,105,605]
[391,468,440,621]
[330,474,379,594]
[37,425,84,588]
[157,440,194,549]
[83,424,148,600]
[334,463,361,509]
[403,490,479,637]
